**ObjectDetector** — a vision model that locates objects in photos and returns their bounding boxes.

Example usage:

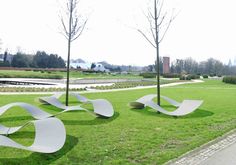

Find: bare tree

[136,0,176,105]
[60,0,88,106]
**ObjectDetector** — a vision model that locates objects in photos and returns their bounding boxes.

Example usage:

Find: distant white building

[93,63,109,72]
[70,62,91,70]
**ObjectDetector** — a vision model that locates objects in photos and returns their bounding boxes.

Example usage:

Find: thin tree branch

[157,12,167,27]
[71,19,88,42]
[142,8,157,46]
[137,29,156,48]
[158,9,178,43]
[61,17,69,36]
[156,0,164,20]
[59,31,69,40]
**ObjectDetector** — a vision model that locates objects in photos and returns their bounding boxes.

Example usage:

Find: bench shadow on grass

[0,135,78,165]
[130,105,214,119]
[0,110,119,126]
[39,104,120,126]
[62,111,119,126]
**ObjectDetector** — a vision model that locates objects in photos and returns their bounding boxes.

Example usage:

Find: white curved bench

[0,117,66,153]
[39,92,114,118]
[0,102,66,153]
[130,94,203,116]
[0,95,114,153]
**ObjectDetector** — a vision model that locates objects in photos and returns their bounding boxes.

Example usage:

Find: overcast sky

[0,0,236,66]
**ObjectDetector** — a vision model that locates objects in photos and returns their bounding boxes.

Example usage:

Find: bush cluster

[223,76,236,84]
[162,73,180,78]
[203,75,208,78]
[0,73,63,79]
[140,73,156,78]
[209,73,216,77]
[179,74,200,80]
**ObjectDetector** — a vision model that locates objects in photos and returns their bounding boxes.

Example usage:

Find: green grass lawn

[0,79,236,164]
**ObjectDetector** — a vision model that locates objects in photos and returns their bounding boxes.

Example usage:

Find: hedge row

[223,76,236,84]
[163,73,181,78]
[203,75,208,78]
[0,73,63,79]
[180,74,200,80]
[139,73,156,78]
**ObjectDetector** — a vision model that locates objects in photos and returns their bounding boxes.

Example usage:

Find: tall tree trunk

[154,0,160,106]
[66,0,73,106]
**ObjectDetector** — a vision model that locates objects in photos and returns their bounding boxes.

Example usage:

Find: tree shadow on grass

[0,135,78,165]
[130,105,214,119]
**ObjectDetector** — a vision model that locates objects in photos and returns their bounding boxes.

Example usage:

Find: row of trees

[2,51,65,68]
[145,57,236,76]
[170,57,235,75]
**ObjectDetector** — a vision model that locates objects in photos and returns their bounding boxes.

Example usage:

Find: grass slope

[0,79,236,164]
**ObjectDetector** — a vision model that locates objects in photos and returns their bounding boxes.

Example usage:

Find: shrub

[140,72,156,78]
[179,75,186,80]
[223,76,236,84]
[0,73,63,79]
[203,75,208,78]
[209,73,216,77]
[162,73,180,78]
[179,74,200,80]
[189,74,200,79]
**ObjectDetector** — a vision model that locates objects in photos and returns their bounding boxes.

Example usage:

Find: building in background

[163,56,170,74]
[93,63,109,72]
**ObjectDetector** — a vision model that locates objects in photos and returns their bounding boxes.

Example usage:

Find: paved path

[0,80,203,95]
[166,129,236,165]
[199,142,236,165]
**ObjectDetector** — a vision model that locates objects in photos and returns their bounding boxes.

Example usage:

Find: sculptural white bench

[130,94,203,116]
[0,92,115,153]
[0,102,66,153]
[39,92,114,118]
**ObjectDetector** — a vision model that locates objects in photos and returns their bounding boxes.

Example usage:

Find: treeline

[170,57,236,75]
[144,57,236,77]
[1,51,65,68]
